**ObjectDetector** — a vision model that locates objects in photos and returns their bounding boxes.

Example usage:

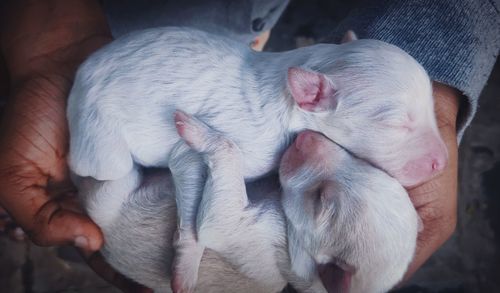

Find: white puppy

[74,113,418,292]
[67,27,444,291]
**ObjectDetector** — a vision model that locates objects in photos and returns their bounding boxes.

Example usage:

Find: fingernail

[13,227,25,240]
[74,236,89,249]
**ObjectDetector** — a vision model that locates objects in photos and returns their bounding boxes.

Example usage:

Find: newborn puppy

[103,0,289,47]
[279,131,418,293]
[75,113,418,292]
[68,27,444,291]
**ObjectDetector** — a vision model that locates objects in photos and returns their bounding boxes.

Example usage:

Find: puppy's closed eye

[312,185,335,222]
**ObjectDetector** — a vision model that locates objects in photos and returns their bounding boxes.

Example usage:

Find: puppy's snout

[431,151,447,172]
[418,143,448,172]
[398,134,448,187]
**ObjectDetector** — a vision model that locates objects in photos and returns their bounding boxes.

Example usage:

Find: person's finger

[27,199,104,251]
[57,194,85,215]
[79,249,153,293]
[0,165,103,250]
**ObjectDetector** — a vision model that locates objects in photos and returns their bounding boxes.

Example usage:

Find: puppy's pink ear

[287,67,337,112]
[318,263,352,293]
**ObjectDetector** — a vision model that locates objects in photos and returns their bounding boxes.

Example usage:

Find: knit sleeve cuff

[325,0,500,139]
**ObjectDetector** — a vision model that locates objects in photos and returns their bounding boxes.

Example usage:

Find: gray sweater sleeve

[326,0,500,138]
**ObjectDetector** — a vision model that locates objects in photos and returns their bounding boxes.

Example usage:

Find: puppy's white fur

[279,131,418,292]
[74,114,418,292]
[68,27,441,290]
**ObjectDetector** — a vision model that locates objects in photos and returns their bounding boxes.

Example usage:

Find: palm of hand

[0,0,112,248]
[0,74,81,242]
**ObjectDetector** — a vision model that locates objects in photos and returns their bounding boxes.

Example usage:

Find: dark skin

[0,0,459,291]
[0,1,149,291]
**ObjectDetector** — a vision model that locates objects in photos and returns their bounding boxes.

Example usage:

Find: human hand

[0,1,151,291]
[0,0,111,252]
[402,82,460,281]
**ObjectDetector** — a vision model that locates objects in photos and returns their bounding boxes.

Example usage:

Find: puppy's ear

[287,67,337,112]
[317,263,352,293]
[341,30,358,43]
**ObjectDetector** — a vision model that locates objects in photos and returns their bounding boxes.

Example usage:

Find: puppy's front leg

[168,142,206,293]
[176,111,286,291]
[174,111,248,236]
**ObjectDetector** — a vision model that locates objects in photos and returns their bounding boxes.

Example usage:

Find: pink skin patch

[280,130,330,178]
[287,68,337,112]
[318,263,353,293]
[174,110,190,138]
[171,274,188,293]
[395,132,448,187]
[174,110,205,151]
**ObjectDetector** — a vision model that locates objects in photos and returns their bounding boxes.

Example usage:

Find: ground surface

[1,1,499,292]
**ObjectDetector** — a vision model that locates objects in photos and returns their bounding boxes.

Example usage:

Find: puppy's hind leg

[176,111,287,290]
[168,131,206,293]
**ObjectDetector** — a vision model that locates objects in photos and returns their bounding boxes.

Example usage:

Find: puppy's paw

[174,110,238,157]
[170,231,204,293]
[174,110,212,153]
[171,272,196,293]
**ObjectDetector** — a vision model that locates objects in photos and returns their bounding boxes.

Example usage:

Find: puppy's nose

[431,153,447,172]
[398,144,448,187]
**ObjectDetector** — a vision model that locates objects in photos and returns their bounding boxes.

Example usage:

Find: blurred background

[1,0,499,292]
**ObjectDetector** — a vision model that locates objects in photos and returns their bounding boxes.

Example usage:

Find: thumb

[30,199,104,251]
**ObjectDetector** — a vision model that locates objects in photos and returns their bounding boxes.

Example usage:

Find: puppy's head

[279,131,418,292]
[286,38,447,187]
